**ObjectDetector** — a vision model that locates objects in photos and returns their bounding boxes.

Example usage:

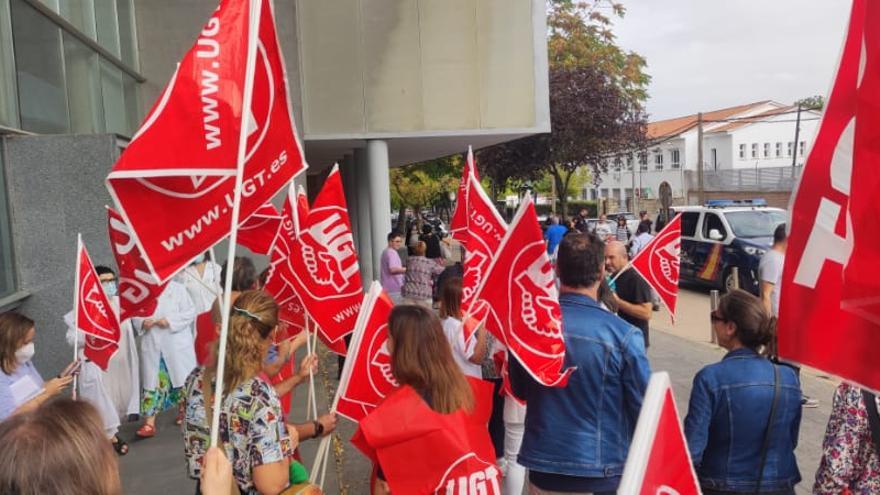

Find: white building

[585,100,821,206]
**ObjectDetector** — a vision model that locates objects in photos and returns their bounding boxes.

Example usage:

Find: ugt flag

[351,377,500,495]
[449,146,479,246]
[107,207,166,322]
[74,236,121,370]
[274,166,362,355]
[237,202,282,255]
[263,184,307,340]
[629,214,681,322]
[618,372,700,495]
[106,0,307,283]
[470,195,572,387]
[335,282,397,423]
[779,0,880,391]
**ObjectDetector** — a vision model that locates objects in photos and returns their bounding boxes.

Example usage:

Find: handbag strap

[861,390,880,452]
[755,363,780,494]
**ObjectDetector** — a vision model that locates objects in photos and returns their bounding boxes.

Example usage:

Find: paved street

[119,288,838,494]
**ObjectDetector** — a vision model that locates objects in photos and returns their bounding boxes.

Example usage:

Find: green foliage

[794,95,825,110]
[390,154,462,213]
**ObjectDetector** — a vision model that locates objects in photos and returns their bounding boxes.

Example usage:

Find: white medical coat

[133,280,197,390]
[183,261,222,315]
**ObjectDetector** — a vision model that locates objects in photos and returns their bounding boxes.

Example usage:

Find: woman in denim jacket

[685,290,802,494]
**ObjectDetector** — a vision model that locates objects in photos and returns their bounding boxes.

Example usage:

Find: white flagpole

[210,0,262,446]
[72,233,82,400]
[304,314,318,421]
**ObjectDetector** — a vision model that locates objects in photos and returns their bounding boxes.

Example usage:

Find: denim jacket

[684,348,802,492]
[510,293,651,479]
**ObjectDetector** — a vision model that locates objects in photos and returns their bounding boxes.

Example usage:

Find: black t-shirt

[615,269,652,345]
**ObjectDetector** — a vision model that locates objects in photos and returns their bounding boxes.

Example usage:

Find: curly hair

[212,290,278,394]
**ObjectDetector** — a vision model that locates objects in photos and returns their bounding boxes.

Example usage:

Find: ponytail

[718,290,775,351]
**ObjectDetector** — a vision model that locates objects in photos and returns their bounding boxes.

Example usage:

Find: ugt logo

[434,454,501,495]
[368,326,398,399]
[649,230,681,297]
[513,249,562,340]
[299,206,359,292]
[81,277,114,339]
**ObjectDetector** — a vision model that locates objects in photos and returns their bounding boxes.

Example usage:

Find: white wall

[729,114,819,169]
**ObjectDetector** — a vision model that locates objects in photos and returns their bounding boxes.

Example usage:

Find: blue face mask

[191,254,205,265]
[101,281,118,298]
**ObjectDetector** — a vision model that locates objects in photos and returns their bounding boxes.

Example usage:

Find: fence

[684,166,802,192]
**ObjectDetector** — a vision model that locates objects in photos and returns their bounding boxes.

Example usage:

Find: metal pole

[791,104,802,168]
[709,289,720,344]
[697,112,705,205]
[731,266,740,291]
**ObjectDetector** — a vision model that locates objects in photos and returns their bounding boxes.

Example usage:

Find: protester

[133,278,197,438]
[594,213,613,240]
[183,290,297,494]
[629,220,654,258]
[380,232,406,304]
[605,240,653,347]
[0,397,121,494]
[685,289,802,494]
[543,215,568,259]
[434,245,464,304]
[353,305,494,495]
[759,224,818,408]
[574,208,590,233]
[813,382,880,494]
[566,216,578,233]
[221,256,259,301]
[510,233,651,494]
[0,312,76,422]
[401,241,445,307]
[438,277,487,378]
[419,224,443,260]
[184,251,223,315]
[614,216,631,242]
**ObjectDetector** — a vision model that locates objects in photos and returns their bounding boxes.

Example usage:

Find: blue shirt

[544,224,568,255]
[0,361,44,421]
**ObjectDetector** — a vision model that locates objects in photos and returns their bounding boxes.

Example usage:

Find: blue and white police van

[672,199,787,295]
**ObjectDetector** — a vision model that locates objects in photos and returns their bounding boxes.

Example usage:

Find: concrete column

[354,148,373,286]
[340,154,358,242]
[366,140,392,281]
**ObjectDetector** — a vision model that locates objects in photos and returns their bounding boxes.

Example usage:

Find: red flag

[629,214,681,321]
[237,202,282,255]
[276,166,361,355]
[262,185,308,340]
[449,146,479,245]
[106,0,307,283]
[336,283,396,422]
[619,372,700,495]
[295,184,310,231]
[74,237,121,370]
[351,377,500,495]
[779,0,880,390]
[107,208,167,321]
[470,196,572,387]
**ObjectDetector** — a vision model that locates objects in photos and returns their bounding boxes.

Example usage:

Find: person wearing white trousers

[503,394,527,495]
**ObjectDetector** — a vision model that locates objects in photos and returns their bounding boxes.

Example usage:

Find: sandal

[112,437,129,455]
[136,423,156,438]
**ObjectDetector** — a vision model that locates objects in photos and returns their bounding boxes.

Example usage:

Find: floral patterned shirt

[814,383,880,495]
[183,367,293,494]
[401,256,445,300]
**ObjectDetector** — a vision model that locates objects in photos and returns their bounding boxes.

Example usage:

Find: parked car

[674,199,786,295]
[586,218,616,240]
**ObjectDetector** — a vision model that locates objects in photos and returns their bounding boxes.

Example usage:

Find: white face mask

[101,281,118,298]
[15,342,35,364]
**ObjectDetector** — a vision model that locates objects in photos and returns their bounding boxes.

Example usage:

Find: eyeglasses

[710,312,726,323]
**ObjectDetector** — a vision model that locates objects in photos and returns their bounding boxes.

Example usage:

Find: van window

[703,213,727,240]
[681,212,699,237]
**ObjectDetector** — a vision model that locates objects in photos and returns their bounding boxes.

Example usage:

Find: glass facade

[1,0,142,136]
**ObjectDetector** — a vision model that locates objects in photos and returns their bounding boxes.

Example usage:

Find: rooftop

[646,100,785,140]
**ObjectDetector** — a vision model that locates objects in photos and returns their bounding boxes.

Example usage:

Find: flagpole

[304,313,318,421]
[210,0,262,446]
[72,233,82,400]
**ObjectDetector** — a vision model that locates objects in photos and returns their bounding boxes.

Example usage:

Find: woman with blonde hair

[0,397,121,494]
[354,305,497,494]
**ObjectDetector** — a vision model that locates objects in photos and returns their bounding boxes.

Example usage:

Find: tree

[477,1,649,214]
[795,95,825,110]
[389,155,461,234]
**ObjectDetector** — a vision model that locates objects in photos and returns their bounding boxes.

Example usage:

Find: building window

[601,188,608,198]
[787,142,793,156]
[613,156,623,172]
[654,151,663,170]
[0,0,18,127]
[775,142,782,158]
[711,148,718,169]
[739,144,746,159]
[670,149,681,169]
[639,152,648,171]
[625,155,633,171]
[799,141,806,156]
[763,142,770,158]
[751,143,758,158]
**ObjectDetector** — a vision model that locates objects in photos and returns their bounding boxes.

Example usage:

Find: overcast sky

[611,1,852,121]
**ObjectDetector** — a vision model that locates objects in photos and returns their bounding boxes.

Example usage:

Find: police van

[672,199,787,295]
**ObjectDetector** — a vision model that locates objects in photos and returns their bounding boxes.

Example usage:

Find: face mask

[191,254,205,265]
[101,281,118,297]
[15,343,35,364]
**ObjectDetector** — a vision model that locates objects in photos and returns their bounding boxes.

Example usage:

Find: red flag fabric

[351,377,500,495]
[449,146,478,245]
[75,238,121,370]
[470,196,572,387]
[237,202,282,255]
[106,0,306,283]
[275,166,361,355]
[619,372,700,495]
[193,310,218,366]
[107,208,166,321]
[336,283,396,422]
[629,214,681,321]
[779,0,880,390]
[295,185,310,232]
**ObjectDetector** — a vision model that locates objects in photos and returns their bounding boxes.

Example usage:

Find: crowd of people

[0,214,877,494]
